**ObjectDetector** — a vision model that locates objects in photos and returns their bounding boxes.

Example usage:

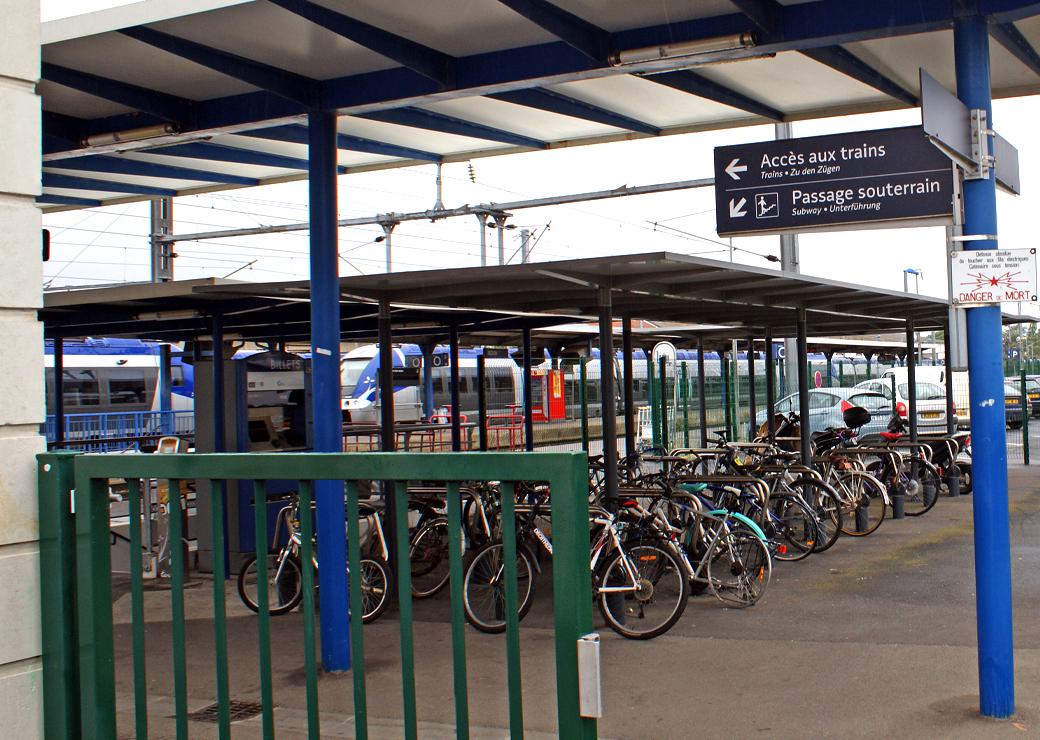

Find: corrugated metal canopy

[39,276,582,342]
[190,251,954,335]
[37,0,1040,210]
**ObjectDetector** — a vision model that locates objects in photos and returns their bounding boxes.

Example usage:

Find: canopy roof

[41,252,955,344]
[38,0,1040,211]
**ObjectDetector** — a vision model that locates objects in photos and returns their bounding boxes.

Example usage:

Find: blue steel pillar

[956,13,1014,718]
[308,110,350,671]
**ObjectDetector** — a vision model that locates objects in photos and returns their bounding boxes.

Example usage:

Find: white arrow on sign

[725,158,748,180]
[729,197,748,218]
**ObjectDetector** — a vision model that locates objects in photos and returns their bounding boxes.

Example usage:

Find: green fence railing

[38,451,596,740]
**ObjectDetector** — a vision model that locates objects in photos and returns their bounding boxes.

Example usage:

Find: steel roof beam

[989,20,1040,76]
[242,123,443,162]
[801,46,918,105]
[119,26,321,107]
[37,194,102,207]
[40,62,193,125]
[267,0,455,86]
[357,107,547,149]
[644,70,783,121]
[147,141,346,173]
[44,0,996,157]
[489,87,660,135]
[42,172,178,197]
[44,154,260,186]
[729,0,782,35]
[494,0,611,61]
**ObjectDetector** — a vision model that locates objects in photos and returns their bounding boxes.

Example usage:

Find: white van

[854,366,951,432]
[870,366,970,428]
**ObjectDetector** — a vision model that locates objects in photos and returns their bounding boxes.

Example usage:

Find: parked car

[1004,382,1024,429]
[853,377,948,432]
[755,388,891,436]
[1006,376,1040,417]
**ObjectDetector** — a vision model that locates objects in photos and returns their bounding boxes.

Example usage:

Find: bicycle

[237,494,392,623]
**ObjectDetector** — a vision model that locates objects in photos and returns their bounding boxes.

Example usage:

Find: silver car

[853,378,948,432]
[755,387,892,436]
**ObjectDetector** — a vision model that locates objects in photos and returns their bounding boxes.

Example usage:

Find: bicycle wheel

[237,551,303,616]
[706,528,771,607]
[904,461,941,516]
[767,495,818,561]
[834,470,887,536]
[598,541,688,640]
[788,478,843,553]
[463,542,536,633]
[409,518,451,599]
[358,557,393,623]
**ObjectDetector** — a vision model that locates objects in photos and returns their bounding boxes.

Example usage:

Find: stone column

[0,1,44,735]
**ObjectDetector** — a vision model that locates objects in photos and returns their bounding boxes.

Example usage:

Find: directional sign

[714,126,954,237]
[951,248,1037,306]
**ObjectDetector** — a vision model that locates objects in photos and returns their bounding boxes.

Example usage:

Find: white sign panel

[951,248,1037,305]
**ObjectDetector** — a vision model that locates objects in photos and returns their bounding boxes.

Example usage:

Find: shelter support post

[944,323,960,497]
[477,354,488,451]
[210,316,229,580]
[747,336,757,441]
[579,361,589,452]
[521,327,534,452]
[796,309,811,467]
[598,287,618,508]
[308,109,349,672]
[622,317,636,458]
[906,318,918,443]
[697,337,708,446]
[681,363,690,447]
[159,344,173,435]
[722,353,732,441]
[378,301,398,576]
[53,336,65,447]
[450,325,461,451]
[765,327,776,440]
[956,15,1014,717]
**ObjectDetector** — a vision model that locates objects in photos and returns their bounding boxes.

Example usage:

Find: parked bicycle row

[236,405,970,641]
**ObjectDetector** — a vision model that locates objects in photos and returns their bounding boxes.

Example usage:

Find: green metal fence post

[579,362,589,452]
[37,452,81,740]
[551,454,597,740]
[681,363,690,447]
[1022,370,1030,466]
[731,355,740,441]
[72,466,117,740]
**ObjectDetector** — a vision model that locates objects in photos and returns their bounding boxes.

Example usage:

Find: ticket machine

[531,368,566,421]
[194,348,312,571]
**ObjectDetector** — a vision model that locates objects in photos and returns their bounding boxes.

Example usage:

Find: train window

[171,365,186,388]
[108,369,148,405]
[433,377,445,394]
[492,373,512,391]
[63,370,100,407]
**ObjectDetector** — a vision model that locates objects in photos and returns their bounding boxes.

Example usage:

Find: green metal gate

[38,451,597,739]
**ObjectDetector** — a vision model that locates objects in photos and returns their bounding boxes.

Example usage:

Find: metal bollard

[855,501,869,532]
[891,481,905,519]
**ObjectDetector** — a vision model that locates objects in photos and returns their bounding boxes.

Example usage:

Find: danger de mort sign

[714,126,954,236]
[951,248,1038,305]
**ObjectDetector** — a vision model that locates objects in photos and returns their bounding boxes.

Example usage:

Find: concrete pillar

[0,1,45,734]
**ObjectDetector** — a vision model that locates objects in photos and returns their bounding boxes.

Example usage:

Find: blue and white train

[44,338,194,415]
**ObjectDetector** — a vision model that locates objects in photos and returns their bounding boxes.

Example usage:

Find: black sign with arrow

[714,126,954,237]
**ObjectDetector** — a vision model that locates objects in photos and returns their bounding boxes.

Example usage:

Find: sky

[37,1,1040,319]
